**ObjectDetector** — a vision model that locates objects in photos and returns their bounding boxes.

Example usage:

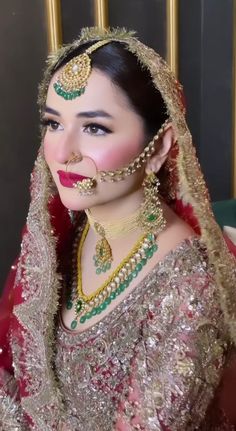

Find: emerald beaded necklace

[66,221,158,330]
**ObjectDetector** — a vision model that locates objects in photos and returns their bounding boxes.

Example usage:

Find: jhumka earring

[54,40,110,100]
[139,172,166,235]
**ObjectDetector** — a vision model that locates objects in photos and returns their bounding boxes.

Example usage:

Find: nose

[54,129,82,165]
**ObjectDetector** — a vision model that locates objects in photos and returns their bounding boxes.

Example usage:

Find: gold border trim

[233,0,236,197]
[94,0,109,28]
[44,0,62,53]
[166,0,179,76]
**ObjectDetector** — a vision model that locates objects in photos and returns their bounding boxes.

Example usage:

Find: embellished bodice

[55,238,227,431]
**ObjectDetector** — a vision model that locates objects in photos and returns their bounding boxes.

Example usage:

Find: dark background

[0,0,234,289]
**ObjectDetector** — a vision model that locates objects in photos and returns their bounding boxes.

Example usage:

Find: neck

[87,188,144,223]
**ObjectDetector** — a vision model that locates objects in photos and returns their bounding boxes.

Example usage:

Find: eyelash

[40,118,112,135]
[83,123,112,135]
[40,118,60,130]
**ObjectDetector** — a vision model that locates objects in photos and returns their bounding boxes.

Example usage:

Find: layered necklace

[66,217,159,330]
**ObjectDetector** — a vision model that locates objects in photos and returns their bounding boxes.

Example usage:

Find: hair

[53,41,168,141]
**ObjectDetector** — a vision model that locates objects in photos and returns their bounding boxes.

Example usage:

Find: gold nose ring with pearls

[66,152,82,172]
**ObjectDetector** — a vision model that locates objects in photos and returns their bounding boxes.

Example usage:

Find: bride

[0,27,236,430]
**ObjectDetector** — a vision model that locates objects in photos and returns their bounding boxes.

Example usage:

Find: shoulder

[157,201,197,261]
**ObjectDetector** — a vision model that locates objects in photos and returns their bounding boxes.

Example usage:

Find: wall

[0,1,47,289]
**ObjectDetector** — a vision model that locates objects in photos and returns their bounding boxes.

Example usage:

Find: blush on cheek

[94,141,141,170]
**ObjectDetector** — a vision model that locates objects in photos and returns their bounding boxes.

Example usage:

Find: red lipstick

[57,170,90,188]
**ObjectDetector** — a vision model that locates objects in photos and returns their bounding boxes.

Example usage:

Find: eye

[83,123,112,136]
[41,118,63,132]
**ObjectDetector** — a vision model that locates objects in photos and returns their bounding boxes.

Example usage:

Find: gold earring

[139,172,166,235]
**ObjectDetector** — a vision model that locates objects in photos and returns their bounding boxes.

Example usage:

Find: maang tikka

[54,39,110,100]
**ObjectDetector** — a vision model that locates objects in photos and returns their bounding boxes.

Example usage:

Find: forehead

[46,68,132,115]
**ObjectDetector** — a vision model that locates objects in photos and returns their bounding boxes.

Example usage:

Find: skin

[43,67,194,332]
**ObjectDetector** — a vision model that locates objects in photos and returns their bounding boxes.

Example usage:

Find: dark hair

[53,41,167,141]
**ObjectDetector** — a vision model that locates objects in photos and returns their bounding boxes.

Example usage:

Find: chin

[58,190,95,211]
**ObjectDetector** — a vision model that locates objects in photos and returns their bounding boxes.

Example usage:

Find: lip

[57,170,90,188]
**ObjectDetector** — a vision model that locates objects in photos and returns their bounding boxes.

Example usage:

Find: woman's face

[43,67,147,211]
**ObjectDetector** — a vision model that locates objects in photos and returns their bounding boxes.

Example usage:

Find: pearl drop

[72,64,79,73]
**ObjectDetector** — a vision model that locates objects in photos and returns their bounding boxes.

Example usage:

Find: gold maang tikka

[54,40,110,100]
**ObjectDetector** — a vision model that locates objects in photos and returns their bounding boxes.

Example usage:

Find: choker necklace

[85,207,141,239]
[66,220,158,329]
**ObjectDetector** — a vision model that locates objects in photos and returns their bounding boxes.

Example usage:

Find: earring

[139,172,166,235]
[93,222,113,274]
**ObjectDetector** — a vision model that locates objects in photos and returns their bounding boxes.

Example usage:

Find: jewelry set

[54,40,168,329]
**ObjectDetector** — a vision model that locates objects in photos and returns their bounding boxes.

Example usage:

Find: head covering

[12,27,236,427]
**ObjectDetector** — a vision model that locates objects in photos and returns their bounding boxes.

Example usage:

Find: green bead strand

[71,319,78,330]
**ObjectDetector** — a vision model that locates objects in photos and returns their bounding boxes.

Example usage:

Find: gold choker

[85,207,141,240]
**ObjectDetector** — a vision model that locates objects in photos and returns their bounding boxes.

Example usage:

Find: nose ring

[66,152,82,172]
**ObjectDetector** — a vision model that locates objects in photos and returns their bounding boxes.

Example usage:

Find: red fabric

[174,198,201,235]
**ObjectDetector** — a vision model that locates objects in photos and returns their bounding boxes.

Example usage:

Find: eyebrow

[77,110,113,119]
[44,106,113,119]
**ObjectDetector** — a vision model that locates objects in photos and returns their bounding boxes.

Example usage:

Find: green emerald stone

[100,302,107,310]
[132,270,138,278]
[120,284,126,292]
[153,244,158,252]
[96,307,102,314]
[110,292,116,300]
[86,311,92,319]
[96,268,102,275]
[92,308,98,316]
[147,213,157,222]
[146,249,153,258]
[105,297,111,305]
[123,281,128,288]
[147,233,155,241]
[106,262,111,270]
[136,263,142,272]
[71,320,78,330]
[80,315,87,324]
[128,274,133,282]
[66,300,73,310]
[75,300,83,314]
[141,258,147,266]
